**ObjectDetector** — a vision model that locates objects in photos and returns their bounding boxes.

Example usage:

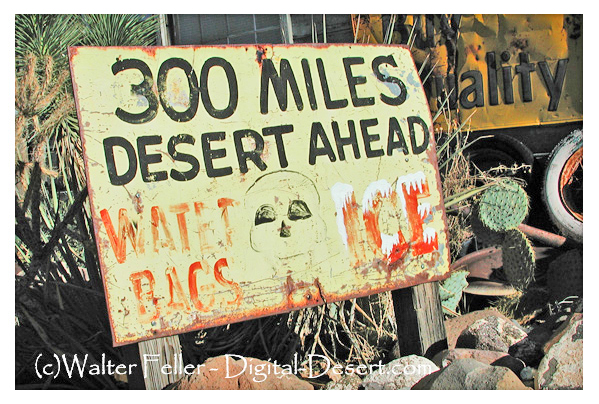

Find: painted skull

[245,171,326,267]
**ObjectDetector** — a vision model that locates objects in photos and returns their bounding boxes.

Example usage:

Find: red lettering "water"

[100,198,238,264]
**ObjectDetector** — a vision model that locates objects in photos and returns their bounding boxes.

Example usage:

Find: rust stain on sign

[68,44,451,346]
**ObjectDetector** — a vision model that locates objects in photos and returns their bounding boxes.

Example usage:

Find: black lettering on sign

[437,51,567,112]
[486,52,499,106]
[538,59,568,111]
[260,58,303,114]
[233,129,267,174]
[157,58,200,122]
[112,59,158,124]
[104,136,137,186]
[371,55,407,106]
[200,57,238,119]
[137,135,168,183]
[360,118,384,158]
[343,57,375,107]
[262,125,294,169]
[168,134,200,181]
[515,53,535,102]
[308,122,337,165]
[201,132,233,178]
[301,59,318,111]
[408,116,430,155]
[316,58,348,110]
[387,117,409,156]
[500,51,514,105]
[459,70,484,109]
[332,120,360,161]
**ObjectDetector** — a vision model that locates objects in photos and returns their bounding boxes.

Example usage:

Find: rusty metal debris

[464,280,518,296]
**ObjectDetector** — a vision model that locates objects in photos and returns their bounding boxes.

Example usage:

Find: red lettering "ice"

[331,172,438,267]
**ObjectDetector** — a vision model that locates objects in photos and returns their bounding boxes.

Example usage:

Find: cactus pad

[439,270,469,315]
[502,229,535,289]
[471,202,505,246]
[547,249,583,302]
[478,180,529,231]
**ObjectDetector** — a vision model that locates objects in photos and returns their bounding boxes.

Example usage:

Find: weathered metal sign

[69,44,450,346]
[352,15,583,131]
[453,14,582,131]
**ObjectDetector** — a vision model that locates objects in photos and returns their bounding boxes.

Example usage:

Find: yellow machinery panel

[352,14,582,132]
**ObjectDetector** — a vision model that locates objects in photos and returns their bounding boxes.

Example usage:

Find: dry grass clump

[182,293,398,375]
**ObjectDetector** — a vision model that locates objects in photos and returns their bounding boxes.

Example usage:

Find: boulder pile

[167,307,582,390]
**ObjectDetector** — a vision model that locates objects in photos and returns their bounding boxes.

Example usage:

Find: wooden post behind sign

[137,335,183,390]
[392,281,448,359]
[120,336,184,390]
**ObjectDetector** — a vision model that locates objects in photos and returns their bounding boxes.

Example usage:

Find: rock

[466,365,531,390]
[412,358,485,390]
[520,367,534,381]
[456,315,527,353]
[412,358,530,390]
[535,315,583,390]
[168,355,313,390]
[324,373,362,390]
[542,312,583,354]
[432,348,525,375]
[506,312,583,368]
[444,309,510,349]
[508,336,544,366]
[361,355,439,390]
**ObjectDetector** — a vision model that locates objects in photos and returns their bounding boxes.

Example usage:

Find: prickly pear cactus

[439,270,469,315]
[547,249,583,302]
[478,180,529,232]
[470,203,505,246]
[502,229,535,290]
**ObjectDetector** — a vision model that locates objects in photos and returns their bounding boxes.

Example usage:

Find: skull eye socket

[255,204,276,225]
[288,200,312,221]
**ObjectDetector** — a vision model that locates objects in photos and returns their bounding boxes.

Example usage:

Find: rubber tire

[542,129,583,243]
[465,133,535,186]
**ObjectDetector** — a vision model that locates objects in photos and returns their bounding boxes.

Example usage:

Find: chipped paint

[256,45,268,64]
[68,44,450,346]
[330,182,355,248]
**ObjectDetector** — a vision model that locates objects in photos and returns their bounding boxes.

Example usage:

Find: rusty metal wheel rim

[558,146,583,222]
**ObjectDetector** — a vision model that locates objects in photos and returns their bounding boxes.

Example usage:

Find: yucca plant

[15,14,159,195]
[77,14,160,46]
[15,14,159,389]
[15,15,81,69]
[15,164,121,389]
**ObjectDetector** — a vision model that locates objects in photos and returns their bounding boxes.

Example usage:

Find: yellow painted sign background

[456,14,582,131]
[69,44,450,346]
[351,15,582,132]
